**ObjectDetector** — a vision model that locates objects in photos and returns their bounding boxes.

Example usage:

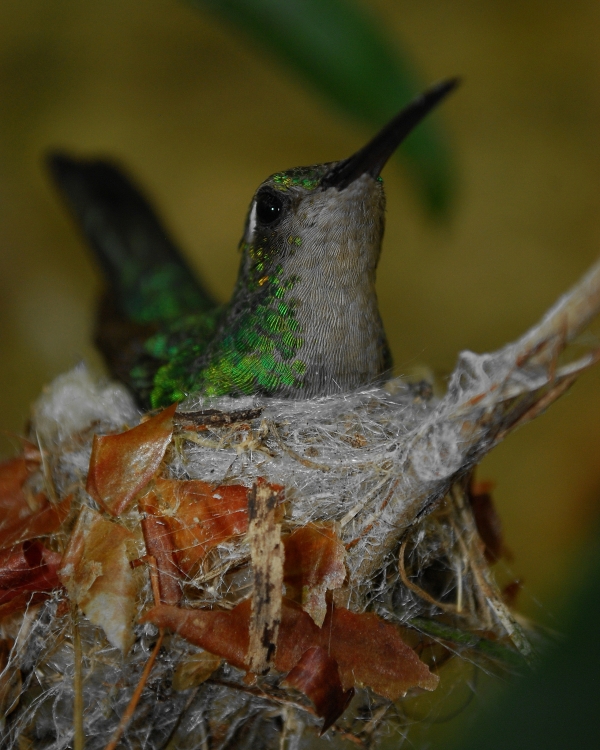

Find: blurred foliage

[452,525,600,750]
[188,0,455,214]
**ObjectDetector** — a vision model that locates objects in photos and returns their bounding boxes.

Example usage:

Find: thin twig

[494,373,579,444]
[340,475,396,529]
[450,486,532,658]
[267,420,331,472]
[35,431,58,504]
[192,555,250,585]
[175,407,263,427]
[518,255,600,355]
[398,537,462,616]
[103,631,165,750]
[208,678,364,745]
[409,617,525,671]
[103,558,165,750]
[359,703,391,739]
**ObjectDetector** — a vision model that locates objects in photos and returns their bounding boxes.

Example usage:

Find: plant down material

[1,257,600,748]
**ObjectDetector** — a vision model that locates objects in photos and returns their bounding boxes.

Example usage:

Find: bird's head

[237,78,459,294]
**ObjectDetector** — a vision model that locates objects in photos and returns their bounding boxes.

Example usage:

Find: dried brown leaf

[149,478,250,575]
[325,607,439,699]
[139,502,181,605]
[282,646,354,734]
[0,541,62,609]
[0,455,71,550]
[144,599,323,676]
[145,597,437,702]
[0,592,50,620]
[59,507,139,652]
[172,651,222,691]
[1,496,71,551]
[283,523,346,626]
[142,599,252,671]
[0,457,28,509]
[86,403,177,516]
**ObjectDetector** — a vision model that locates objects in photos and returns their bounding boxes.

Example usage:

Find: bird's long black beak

[321,78,459,190]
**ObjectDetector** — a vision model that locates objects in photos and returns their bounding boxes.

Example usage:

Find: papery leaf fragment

[59,507,139,652]
[145,597,438,702]
[0,541,62,616]
[148,478,251,575]
[86,403,176,516]
[283,523,346,626]
[283,646,354,733]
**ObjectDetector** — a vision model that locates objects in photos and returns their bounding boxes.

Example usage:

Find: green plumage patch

[147,267,305,407]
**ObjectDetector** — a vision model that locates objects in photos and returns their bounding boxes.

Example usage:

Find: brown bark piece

[247,480,284,674]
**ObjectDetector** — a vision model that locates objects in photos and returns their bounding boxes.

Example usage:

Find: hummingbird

[48,79,457,409]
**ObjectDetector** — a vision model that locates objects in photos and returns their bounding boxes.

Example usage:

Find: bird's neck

[199,244,390,398]
[288,270,391,397]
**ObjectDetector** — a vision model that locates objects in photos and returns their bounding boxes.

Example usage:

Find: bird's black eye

[255,190,284,225]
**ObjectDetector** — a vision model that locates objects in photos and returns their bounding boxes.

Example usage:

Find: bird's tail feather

[47,152,216,326]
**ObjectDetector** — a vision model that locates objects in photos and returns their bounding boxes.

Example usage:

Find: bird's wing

[47,153,220,406]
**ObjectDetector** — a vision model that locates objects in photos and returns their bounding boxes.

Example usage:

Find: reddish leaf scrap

[0,541,62,615]
[283,646,354,733]
[86,403,177,516]
[0,591,53,620]
[144,599,325,676]
[283,523,346,626]
[0,455,71,550]
[143,598,252,671]
[145,597,438,703]
[148,478,250,575]
[139,503,181,605]
[0,457,28,509]
[324,606,439,699]
[1,495,71,552]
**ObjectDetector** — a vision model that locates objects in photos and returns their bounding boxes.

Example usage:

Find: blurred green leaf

[187,0,456,215]
[409,617,527,672]
[451,527,600,750]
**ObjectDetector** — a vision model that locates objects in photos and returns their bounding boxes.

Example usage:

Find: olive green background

[1,0,599,620]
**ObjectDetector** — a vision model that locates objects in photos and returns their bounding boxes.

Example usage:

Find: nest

[1,258,600,749]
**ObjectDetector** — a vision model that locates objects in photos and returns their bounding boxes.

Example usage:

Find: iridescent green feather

[148,264,305,407]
